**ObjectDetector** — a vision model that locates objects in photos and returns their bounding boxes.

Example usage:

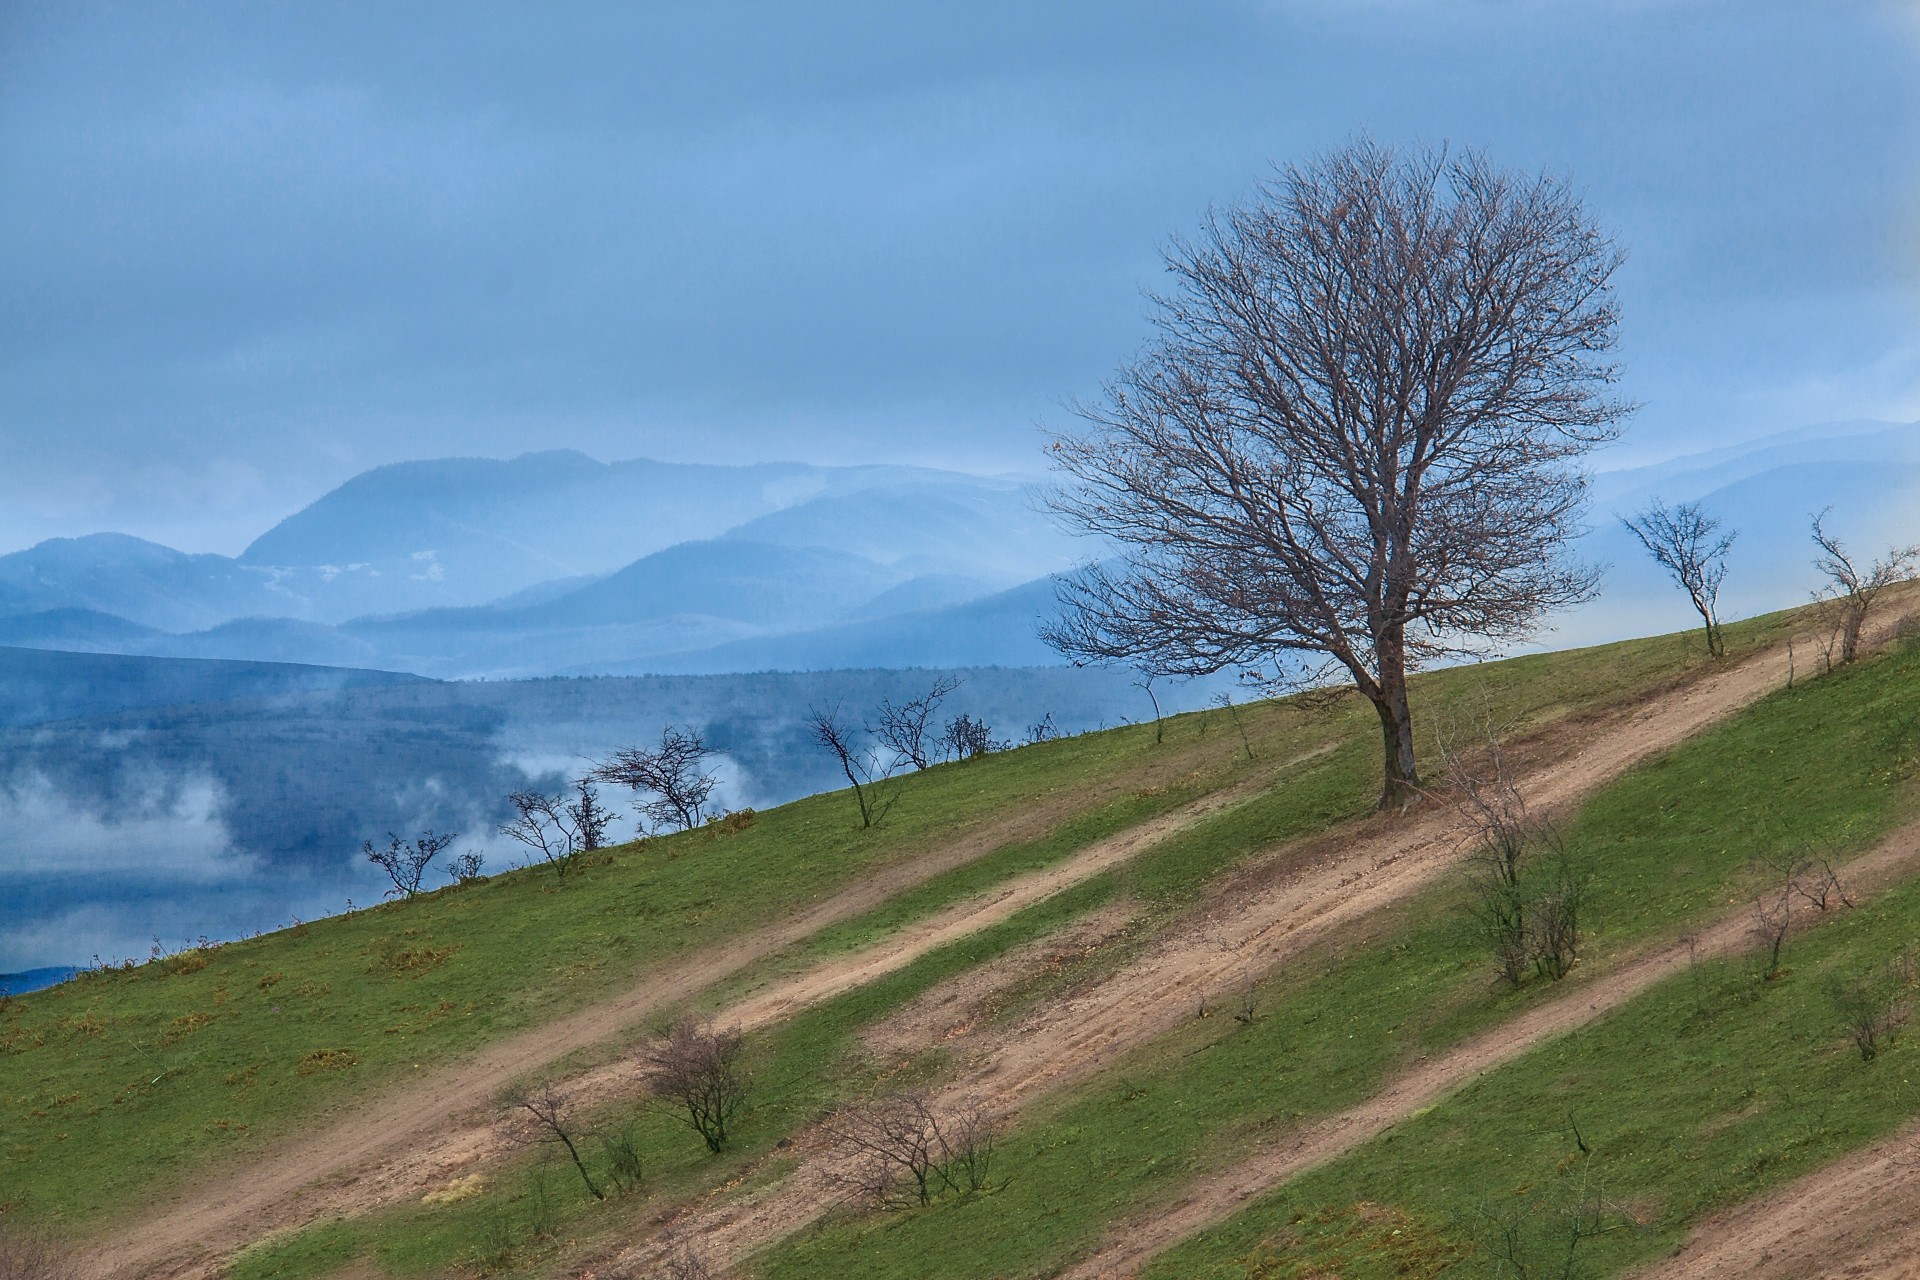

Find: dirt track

[1638,1121,1920,1278]
[88,740,1283,1279]
[597,638,1810,1276]
[1055,815,1920,1278]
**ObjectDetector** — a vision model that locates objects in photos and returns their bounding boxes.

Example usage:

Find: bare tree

[938,713,994,762]
[1132,670,1166,745]
[873,676,962,771]
[508,1081,604,1200]
[1024,711,1060,746]
[1810,509,1919,668]
[827,1090,999,1209]
[1043,139,1626,807]
[640,1017,748,1154]
[591,726,718,832]
[443,850,486,885]
[501,788,597,877]
[363,830,455,900]
[807,704,895,828]
[1623,498,1738,658]
[0,1224,83,1280]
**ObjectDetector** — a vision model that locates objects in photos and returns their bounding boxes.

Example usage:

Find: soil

[594,636,1823,1277]
[89,620,1886,1280]
[1053,814,1920,1278]
[1637,1123,1920,1278]
[85,732,1287,1279]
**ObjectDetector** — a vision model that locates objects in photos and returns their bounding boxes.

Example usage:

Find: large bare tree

[1044,140,1626,806]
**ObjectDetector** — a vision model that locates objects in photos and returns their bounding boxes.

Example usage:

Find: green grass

[1155,833,1920,1278]
[753,635,1920,1280]
[0,605,1804,1255]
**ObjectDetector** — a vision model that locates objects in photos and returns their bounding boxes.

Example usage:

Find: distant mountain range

[0,424,1915,677]
[0,453,1086,677]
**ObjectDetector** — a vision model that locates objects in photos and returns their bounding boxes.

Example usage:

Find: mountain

[235,451,1015,619]
[0,644,424,729]
[1549,419,1920,647]
[0,534,293,632]
[614,577,1065,674]
[0,454,1077,660]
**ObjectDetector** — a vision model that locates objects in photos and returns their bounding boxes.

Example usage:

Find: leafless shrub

[0,1224,83,1280]
[598,1118,646,1194]
[807,703,897,829]
[1829,949,1919,1063]
[443,850,486,885]
[1024,711,1060,746]
[1749,849,1856,979]
[1440,726,1583,986]
[654,1228,715,1280]
[873,676,961,770]
[641,1017,748,1154]
[939,713,995,762]
[1211,691,1254,761]
[827,1090,1000,1209]
[501,786,595,876]
[591,727,717,832]
[1133,671,1166,744]
[1622,499,1737,657]
[363,830,455,900]
[507,1081,604,1200]
[1810,509,1919,669]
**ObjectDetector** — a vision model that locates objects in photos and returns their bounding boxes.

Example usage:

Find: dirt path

[89,742,1284,1279]
[597,639,1813,1276]
[1637,1121,1920,1278]
[1054,817,1920,1279]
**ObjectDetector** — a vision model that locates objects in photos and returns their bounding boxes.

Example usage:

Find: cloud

[0,769,244,884]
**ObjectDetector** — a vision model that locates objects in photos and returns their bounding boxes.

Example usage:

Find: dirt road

[599,637,1812,1276]
[1638,1122,1920,1278]
[89,742,1282,1279]
[1054,816,1920,1278]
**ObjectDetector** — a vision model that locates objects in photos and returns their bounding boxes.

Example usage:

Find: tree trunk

[1370,635,1420,809]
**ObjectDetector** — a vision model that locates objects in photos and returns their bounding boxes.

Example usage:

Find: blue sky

[3,0,1917,554]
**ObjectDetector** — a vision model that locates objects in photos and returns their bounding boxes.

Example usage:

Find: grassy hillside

[8,605,1892,1280]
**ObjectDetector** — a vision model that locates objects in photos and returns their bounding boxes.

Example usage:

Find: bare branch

[1810,509,1919,668]
[1043,138,1626,807]
[590,726,716,833]
[639,1017,748,1154]
[1623,498,1737,657]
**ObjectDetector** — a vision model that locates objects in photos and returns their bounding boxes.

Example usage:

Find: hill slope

[18,600,1920,1280]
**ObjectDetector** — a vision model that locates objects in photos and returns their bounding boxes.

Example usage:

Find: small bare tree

[938,713,995,762]
[500,785,606,877]
[0,1224,83,1280]
[1810,509,1919,668]
[1829,965,1913,1063]
[1622,498,1737,658]
[873,676,961,771]
[807,704,896,828]
[827,1090,999,1209]
[443,850,486,885]
[1044,139,1627,808]
[364,830,455,900]
[591,726,718,832]
[508,1081,604,1201]
[641,1017,748,1154]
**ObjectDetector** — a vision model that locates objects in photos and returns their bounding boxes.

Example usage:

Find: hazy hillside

[0,534,294,632]
[0,649,1190,973]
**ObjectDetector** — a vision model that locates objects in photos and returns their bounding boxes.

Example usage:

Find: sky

[3,0,1919,556]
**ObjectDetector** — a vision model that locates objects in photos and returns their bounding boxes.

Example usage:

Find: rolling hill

[8,596,1920,1280]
